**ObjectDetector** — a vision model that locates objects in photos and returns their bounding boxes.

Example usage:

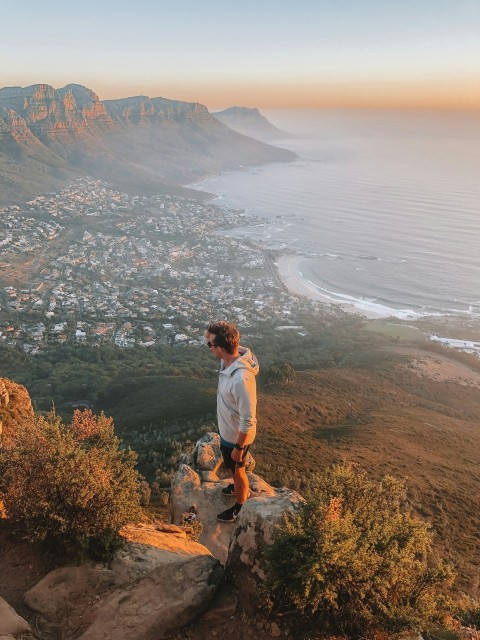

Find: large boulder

[111,522,213,582]
[183,432,255,481]
[227,489,305,613]
[79,554,222,640]
[24,523,222,640]
[172,468,277,565]
[190,431,224,473]
[24,565,120,617]
[0,597,31,638]
[171,432,266,564]
[171,432,302,573]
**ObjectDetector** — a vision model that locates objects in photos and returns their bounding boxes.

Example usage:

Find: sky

[2,0,480,109]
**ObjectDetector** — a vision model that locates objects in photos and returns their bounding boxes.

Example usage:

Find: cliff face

[0,106,46,146]
[104,95,212,126]
[0,85,217,140]
[0,84,296,204]
[0,84,114,142]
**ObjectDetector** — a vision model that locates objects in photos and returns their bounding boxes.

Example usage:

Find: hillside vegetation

[0,408,141,557]
[255,358,480,599]
[1,320,479,603]
[263,464,454,635]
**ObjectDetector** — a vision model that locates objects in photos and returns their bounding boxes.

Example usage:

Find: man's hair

[207,320,240,354]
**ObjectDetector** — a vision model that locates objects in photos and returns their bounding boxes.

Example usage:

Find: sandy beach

[275,254,387,319]
[276,255,480,356]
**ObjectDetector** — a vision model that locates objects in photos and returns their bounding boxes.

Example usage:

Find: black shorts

[220,443,250,473]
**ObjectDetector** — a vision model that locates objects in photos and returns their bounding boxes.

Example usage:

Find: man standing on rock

[204,320,259,523]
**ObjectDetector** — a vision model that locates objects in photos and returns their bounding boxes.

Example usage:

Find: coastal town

[0,178,317,353]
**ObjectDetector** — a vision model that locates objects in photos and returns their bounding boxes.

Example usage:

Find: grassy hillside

[99,376,216,430]
[254,354,480,599]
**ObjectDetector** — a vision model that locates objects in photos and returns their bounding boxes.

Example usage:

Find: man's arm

[234,370,257,439]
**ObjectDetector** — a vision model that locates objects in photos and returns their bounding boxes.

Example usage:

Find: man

[204,320,259,523]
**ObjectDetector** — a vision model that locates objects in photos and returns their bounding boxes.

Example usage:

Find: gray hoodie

[217,346,259,445]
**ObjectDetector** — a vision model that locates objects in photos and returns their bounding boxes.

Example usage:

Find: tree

[264,361,296,385]
[0,409,142,557]
[262,463,454,636]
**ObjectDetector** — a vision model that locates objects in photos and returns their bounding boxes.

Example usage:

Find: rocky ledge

[0,433,303,639]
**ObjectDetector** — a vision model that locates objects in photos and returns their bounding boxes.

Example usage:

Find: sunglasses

[205,339,216,349]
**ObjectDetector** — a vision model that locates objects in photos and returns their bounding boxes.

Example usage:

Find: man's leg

[217,445,250,522]
[233,464,249,504]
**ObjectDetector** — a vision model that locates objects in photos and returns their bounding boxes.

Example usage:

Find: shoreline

[188,176,444,322]
[276,254,480,353]
[188,177,480,343]
[276,255,403,320]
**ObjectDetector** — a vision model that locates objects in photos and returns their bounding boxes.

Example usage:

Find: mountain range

[0,84,295,204]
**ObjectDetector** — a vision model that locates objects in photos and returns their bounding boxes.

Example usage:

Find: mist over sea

[194,109,480,319]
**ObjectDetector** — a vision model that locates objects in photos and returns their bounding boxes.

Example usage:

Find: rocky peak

[58,84,112,124]
[171,431,304,599]
[11,84,61,124]
[58,83,100,105]
[0,83,114,137]
[217,106,262,121]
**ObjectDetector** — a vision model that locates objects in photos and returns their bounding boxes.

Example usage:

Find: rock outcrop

[227,490,304,612]
[171,432,257,562]
[0,596,31,638]
[24,523,222,640]
[171,431,304,585]
[15,432,303,638]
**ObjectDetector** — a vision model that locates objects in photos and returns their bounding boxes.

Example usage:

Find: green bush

[262,463,454,637]
[455,602,480,630]
[0,409,142,557]
[263,361,296,385]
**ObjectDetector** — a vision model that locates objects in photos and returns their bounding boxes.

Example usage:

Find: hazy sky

[2,0,480,109]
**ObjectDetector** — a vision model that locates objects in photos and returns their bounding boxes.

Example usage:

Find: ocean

[193,109,480,320]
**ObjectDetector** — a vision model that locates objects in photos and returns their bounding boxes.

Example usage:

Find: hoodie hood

[220,346,259,377]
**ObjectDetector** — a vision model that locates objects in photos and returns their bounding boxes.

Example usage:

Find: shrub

[0,409,142,557]
[455,602,480,630]
[263,361,296,385]
[262,463,454,637]
[138,480,151,506]
[181,516,203,542]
